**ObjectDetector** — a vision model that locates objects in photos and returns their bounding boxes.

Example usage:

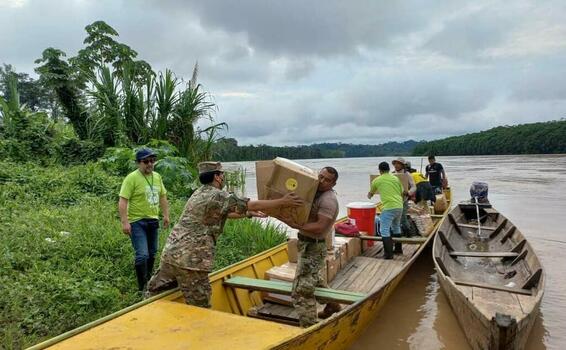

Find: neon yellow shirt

[119,170,167,223]
[411,172,427,185]
[370,173,403,210]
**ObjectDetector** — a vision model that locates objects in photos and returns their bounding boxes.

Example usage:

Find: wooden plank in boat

[457,223,497,230]
[367,260,404,292]
[360,236,428,244]
[224,276,366,304]
[331,257,380,293]
[471,286,526,319]
[453,279,533,296]
[248,303,300,326]
[449,251,519,258]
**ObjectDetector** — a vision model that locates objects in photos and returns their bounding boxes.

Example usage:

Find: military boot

[392,233,403,255]
[382,237,394,260]
[318,302,342,319]
[135,263,148,291]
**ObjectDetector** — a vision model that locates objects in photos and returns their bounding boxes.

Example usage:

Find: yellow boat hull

[29,189,451,350]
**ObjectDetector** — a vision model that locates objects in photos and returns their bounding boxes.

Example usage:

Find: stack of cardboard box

[285,236,362,285]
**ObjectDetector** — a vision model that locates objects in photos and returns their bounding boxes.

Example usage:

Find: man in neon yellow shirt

[367,161,403,259]
[119,148,170,291]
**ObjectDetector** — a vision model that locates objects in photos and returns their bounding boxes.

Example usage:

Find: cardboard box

[256,158,319,226]
[325,231,334,251]
[370,174,378,185]
[264,262,297,305]
[332,240,348,268]
[287,238,299,263]
[326,253,340,283]
[335,236,362,261]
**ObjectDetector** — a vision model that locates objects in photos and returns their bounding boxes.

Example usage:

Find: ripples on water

[233,155,566,349]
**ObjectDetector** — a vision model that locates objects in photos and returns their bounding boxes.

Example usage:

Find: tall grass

[0,161,287,349]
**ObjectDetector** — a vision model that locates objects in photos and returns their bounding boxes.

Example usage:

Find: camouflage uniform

[292,239,328,327]
[292,190,338,327]
[147,184,249,307]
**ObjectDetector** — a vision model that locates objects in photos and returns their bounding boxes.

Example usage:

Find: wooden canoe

[432,202,544,350]
[28,190,451,350]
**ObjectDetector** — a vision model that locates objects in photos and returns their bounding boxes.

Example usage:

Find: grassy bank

[0,161,286,349]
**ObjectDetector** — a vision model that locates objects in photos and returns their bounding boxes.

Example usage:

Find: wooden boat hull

[433,203,544,350]
[30,190,451,350]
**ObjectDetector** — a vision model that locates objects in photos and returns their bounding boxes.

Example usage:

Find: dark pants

[130,219,159,265]
[130,219,159,290]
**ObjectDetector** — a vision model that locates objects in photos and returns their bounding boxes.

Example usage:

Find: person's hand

[163,216,170,229]
[280,192,303,207]
[367,192,373,200]
[248,210,267,218]
[121,222,131,235]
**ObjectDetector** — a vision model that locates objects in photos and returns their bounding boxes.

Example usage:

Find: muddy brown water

[232,155,566,349]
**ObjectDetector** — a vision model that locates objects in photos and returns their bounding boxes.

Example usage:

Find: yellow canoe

[29,190,451,350]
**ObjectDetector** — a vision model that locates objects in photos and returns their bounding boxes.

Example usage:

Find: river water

[230,155,566,349]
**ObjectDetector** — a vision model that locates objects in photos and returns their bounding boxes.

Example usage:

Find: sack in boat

[334,220,360,237]
[434,194,448,213]
[407,203,434,236]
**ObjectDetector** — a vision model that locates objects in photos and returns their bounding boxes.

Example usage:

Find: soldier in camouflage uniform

[146,161,302,308]
[289,167,341,327]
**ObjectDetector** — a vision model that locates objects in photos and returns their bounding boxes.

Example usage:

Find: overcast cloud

[1,0,565,145]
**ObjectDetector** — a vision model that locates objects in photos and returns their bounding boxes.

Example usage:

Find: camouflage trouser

[146,262,212,308]
[292,240,327,328]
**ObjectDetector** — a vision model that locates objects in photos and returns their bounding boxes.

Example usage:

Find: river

[229,155,566,349]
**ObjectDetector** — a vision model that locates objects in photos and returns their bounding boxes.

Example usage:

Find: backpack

[334,220,360,237]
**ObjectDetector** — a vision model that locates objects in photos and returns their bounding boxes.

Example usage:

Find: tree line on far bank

[412,120,566,156]
[213,138,420,161]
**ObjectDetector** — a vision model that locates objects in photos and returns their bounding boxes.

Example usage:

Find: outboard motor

[470,182,489,203]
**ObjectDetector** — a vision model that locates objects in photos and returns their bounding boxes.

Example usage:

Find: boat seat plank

[483,207,499,215]
[360,236,428,244]
[248,302,301,326]
[224,276,366,304]
[457,223,497,230]
[449,251,519,258]
[453,279,533,296]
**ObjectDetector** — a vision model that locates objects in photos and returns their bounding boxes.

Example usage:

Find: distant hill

[412,119,566,156]
[213,139,422,161]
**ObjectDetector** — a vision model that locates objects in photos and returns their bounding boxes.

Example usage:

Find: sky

[1,0,566,146]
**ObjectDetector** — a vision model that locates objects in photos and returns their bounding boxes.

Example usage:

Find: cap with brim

[198,161,223,175]
[136,148,156,161]
[392,157,406,165]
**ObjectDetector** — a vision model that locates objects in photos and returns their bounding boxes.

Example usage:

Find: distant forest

[214,120,566,161]
[213,139,420,161]
[412,120,566,156]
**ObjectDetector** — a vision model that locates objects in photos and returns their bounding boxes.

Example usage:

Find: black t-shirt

[426,162,444,187]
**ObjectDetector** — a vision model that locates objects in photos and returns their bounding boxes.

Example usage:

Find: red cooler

[346,202,377,246]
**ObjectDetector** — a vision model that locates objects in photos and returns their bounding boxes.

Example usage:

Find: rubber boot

[135,263,148,292]
[382,237,394,260]
[392,234,403,255]
[318,302,342,319]
[146,256,155,281]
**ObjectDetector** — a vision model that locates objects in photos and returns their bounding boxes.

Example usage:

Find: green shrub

[57,138,105,165]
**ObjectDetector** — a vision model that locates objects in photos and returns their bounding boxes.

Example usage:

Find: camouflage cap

[198,161,223,175]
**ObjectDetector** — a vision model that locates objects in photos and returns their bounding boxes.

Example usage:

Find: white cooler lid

[346,201,376,209]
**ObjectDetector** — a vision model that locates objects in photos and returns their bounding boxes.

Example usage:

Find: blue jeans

[130,219,159,265]
[379,208,402,238]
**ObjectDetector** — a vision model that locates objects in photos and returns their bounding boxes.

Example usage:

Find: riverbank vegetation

[213,138,421,160]
[413,120,566,156]
[0,21,286,349]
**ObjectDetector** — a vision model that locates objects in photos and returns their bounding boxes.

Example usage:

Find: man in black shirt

[425,155,447,194]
